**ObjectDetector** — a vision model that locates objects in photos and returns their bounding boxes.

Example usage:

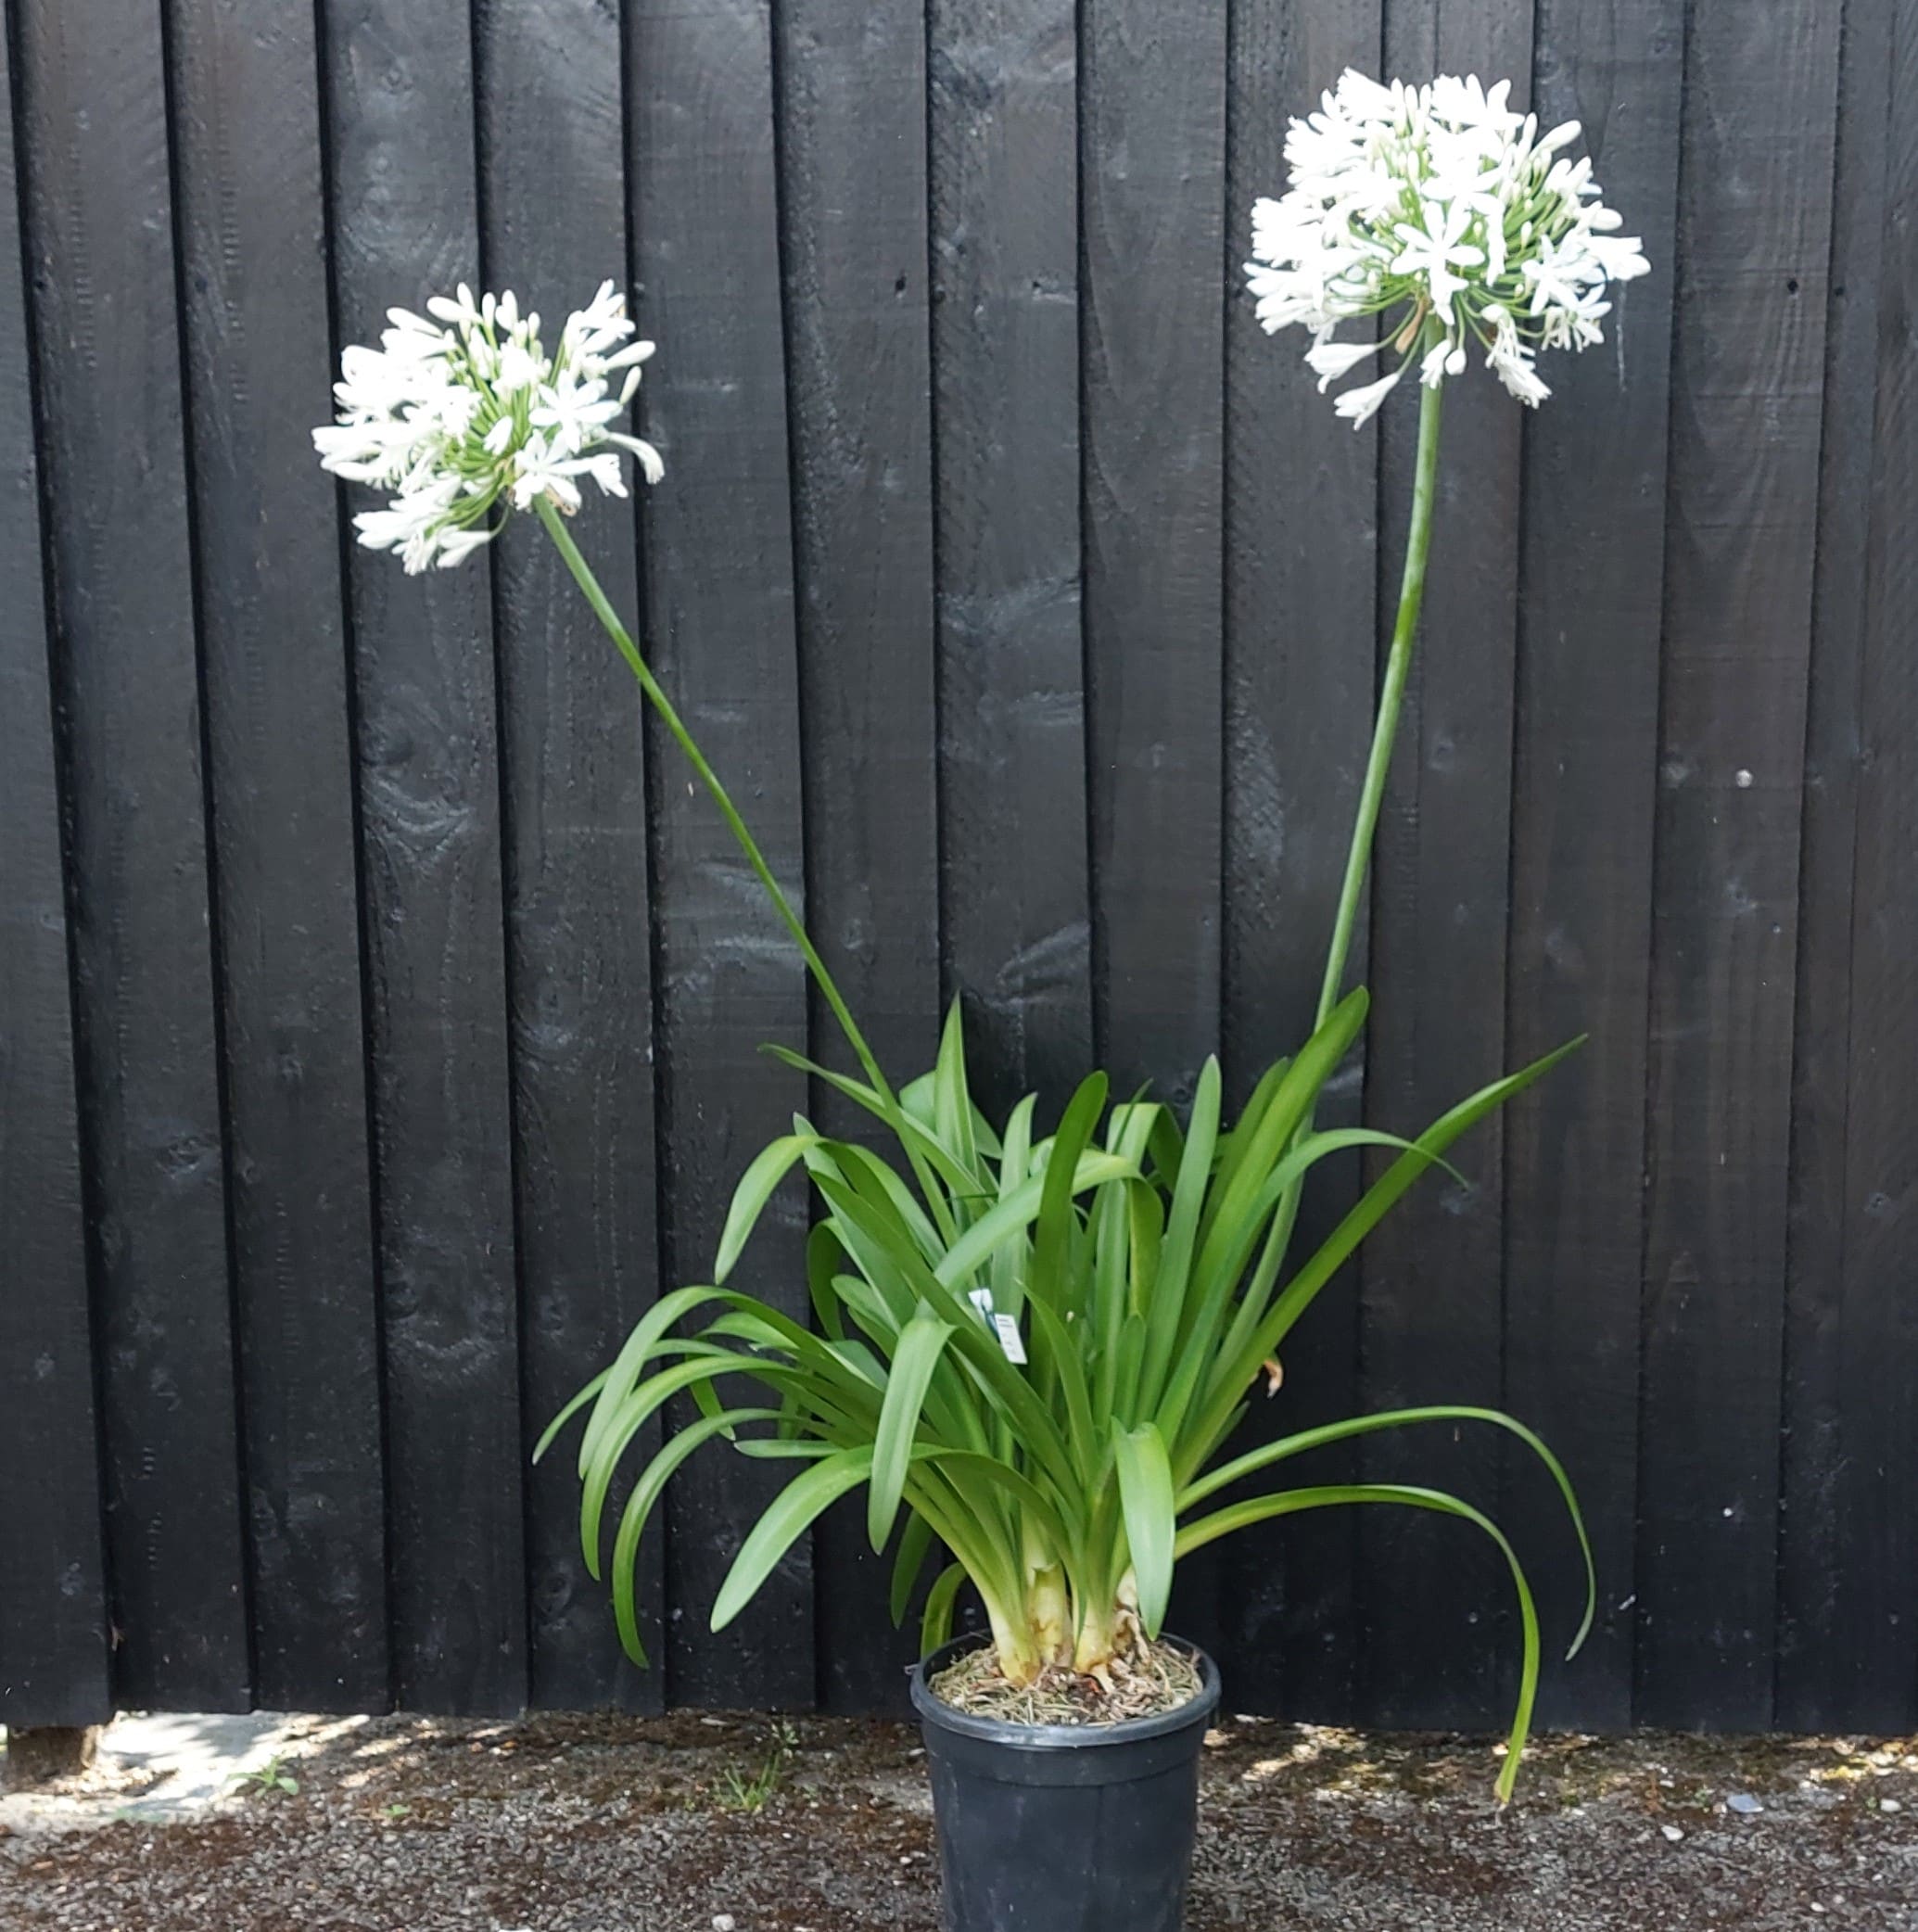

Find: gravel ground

[2,1708,1914,1930]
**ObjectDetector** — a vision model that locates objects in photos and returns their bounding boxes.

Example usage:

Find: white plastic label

[991,1313,1027,1366]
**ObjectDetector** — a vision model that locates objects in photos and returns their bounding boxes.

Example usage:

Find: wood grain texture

[0,0,1912,1738]
[1079,0,1228,1673]
[1219,0,1380,1724]
[1359,0,1533,1731]
[0,0,109,1730]
[16,0,249,1711]
[321,0,526,1715]
[169,0,387,1714]
[1780,0,1917,1734]
[1081,0,1225,1099]
[1636,0,1842,1730]
[777,0,942,1712]
[1502,0,1685,1731]
[473,0,663,1716]
[627,0,815,1710]
[929,0,1093,1121]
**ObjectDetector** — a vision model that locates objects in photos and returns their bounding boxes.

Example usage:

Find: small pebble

[1660,1824,1684,1843]
[1881,1799,1902,1813]
[713,1917,736,1932]
[1726,1792,1763,1814]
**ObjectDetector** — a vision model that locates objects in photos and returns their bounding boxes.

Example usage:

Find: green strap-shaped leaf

[1189,1036,1584,1461]
[920,1561,968,1658]
[807,1220,848,1341]
[889,1511,935,1629]
[608,1406,781,1665]
[714,1135,822,1283]
[836,1140,946,1265]
[532,1367,607,1464]
[1177,1402,1595,1659]
[933,1150,1136,1293]
[1035,1073,1111,1303]
[990,1094,1039,1312]
[711,1448,877,1633]
[1112,1421,1176,1639]
[578,1283,732,1477]
[1192,994,1368,1276]
[1025,1295,1096,1481]
[760,1042,980,1199]
[581,1353,747,1577]
[1175,1481,1541,1803]
[870,1311,956,1551]
[934,999,980,1178]
[1205,1053,1293,1215]
[810,1170,1082,1499]
[1155,1125,1467,1448]
[1137,1057,1222,1415]
[915,1447,1080,1557]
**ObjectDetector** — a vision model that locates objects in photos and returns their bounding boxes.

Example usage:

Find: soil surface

[3,1708,1914,1930]
[928,1633,1204,1724]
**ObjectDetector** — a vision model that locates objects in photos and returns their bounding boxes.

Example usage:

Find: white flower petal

[1304,335,1385,390]
[1331,363,1406,428]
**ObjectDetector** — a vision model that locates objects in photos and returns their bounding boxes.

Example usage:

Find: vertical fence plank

[778,0,942,1711]
[1775,0,1887,1737]
[15,0,249,1710]
[629,0,815,1710]
[1781,0,1917,1735]
[321,0,526,1714]
[1359,0,1533,1731]
[1502,0,1684,1731]
[1081,0,1225,1097]
[1220,2,1380,1723]
[929,0,1092,1118]
[473,0,662,1715]
[1810,12,1918,1727]
[0,0,109,1729]
[169,0,387,1714]
[1080,0,1227,1673]
[1778,0,1895,1734]
[1635,0,1842,1730]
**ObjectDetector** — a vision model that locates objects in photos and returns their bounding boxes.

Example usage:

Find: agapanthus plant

[321,71,1642,1793]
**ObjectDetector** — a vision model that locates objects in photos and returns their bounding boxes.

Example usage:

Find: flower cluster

[1244,70,1649,423]
[314,281,663,572]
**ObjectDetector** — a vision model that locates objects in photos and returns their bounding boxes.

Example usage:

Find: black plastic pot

[909,1633,1222,1932]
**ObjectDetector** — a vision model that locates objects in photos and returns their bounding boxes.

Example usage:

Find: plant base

[928,1633,1204,1727]
[910,1632,1221,1932]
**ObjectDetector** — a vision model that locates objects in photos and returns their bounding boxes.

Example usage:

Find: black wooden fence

[2,0,1912,1738]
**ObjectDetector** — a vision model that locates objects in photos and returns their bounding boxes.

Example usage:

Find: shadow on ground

[2,1709,1913,1929]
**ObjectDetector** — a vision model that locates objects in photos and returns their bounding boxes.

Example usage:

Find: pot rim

[909,1630,1222,1750]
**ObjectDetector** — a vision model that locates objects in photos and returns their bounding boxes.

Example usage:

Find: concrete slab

[0,1710,367,1833]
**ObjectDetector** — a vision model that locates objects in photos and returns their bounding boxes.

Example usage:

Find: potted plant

[315,68,1647,1930]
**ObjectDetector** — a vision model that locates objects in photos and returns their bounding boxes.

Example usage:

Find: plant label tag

[991,1313,1027,1366]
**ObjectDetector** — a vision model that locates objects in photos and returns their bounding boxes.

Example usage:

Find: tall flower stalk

[1245,70,1649,1019]
[314,278,951,1228]
[1315,375,1442,1029]
[531,497,954,1227]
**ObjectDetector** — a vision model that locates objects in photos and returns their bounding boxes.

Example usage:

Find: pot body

[909,1634,1221,1932]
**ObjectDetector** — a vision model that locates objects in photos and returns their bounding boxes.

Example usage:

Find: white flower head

[1244,70,1650,423]
[314,279,665,572]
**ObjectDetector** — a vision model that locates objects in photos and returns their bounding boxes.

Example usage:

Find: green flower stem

[1315,373,1444,1027]
[1258,375,1447,1284]
[534,496,951,1236]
